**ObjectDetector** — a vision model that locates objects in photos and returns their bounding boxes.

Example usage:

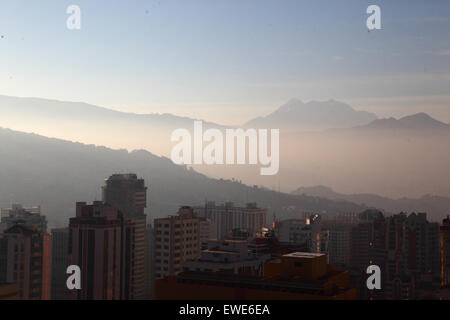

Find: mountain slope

[0,127,368,227]
[245,99,377,130]
[293,186,450,222]
[352,113,450,133]
[0,95,224,157]
[0,94,218,125]
[2,95,450,202]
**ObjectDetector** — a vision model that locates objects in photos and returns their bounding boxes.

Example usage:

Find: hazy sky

[0,0,449,124]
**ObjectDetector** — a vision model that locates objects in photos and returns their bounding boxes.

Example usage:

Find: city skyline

[1,0,450,305]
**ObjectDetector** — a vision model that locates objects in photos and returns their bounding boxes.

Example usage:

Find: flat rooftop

[283,252,326,258]
[202,250,240,255]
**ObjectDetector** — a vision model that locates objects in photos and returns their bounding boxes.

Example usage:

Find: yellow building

[155,252,356,300]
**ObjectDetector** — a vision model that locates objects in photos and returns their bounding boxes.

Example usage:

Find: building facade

[273,214,329,256]
[441,215,450,287]
[155,252,356,300]
[68,202,122,300]
[154,207,200,279]
[102,173,148,299]
[183,239,270,276]
[51,227,69,300]
[0,225,51,300]
[1,204,47,233]
[194,202,266,240]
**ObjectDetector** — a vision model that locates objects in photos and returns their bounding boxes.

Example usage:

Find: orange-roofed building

[155,252,356,300]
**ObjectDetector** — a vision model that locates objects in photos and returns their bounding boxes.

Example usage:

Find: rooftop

[283,252,325,259]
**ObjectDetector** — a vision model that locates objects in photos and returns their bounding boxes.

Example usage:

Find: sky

[0,0,449,125]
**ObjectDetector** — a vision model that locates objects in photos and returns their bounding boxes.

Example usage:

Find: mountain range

[244,99,378,130]
[293,186,450,222]
[344,112,450,134]
[0,127,368,227]
[1,94,450,202]
[0,94,225,157]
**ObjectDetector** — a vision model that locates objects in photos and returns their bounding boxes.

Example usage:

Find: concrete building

[154,207,200,279]
[199,218,214,250]
[273,214,329,256]
[383,275,415,300]
[183,239,270,276]
[441,215,450,287]
[194,202,266,240]
[322,213,359,269]
[323,221,354,270]
[349,210,387,300]
[350,210,387,272]
[155,252,356,300]
[102,174,147,218]
[1,204,47,233]
[102,173,148,300]
[68,202,122,300]
[273,219,306,243]
[51,227,69,300]
[0,224,51,300]
[384,212,440,280]
[348,210,440,300]
[248,232,308,259]
[145,223,155,299]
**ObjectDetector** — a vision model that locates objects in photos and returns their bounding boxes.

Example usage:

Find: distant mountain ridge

[0,95,226,157]
[2,94,450,201]
[292,186,450,222]
[0,127,368,227]
[245,99,378,130]
[0,94,222,126]
[349,113,450,133]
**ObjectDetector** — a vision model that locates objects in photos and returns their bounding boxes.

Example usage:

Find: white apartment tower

[194,202,267,240]
[154,207,200,279]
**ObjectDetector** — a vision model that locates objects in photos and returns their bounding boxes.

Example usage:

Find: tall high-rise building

[199,218,214,250]
[0,224,51,300]
[349,210,387,300]
[51,227,69,300]
[102,174,148,300]
[327,224,352,270]
[322,214,359,270]
[350,210,387,273]
[348,210,440,300]
[145,223,155,300]
[154,207,200,279]
[102,174,147,218]
[402,213,440,277]
[68,202,122,300]
[441,215,450,287]
[385,212,440,279]
[194,202,266,240]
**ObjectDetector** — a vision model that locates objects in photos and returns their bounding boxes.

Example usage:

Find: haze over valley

[1,95,450,205]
